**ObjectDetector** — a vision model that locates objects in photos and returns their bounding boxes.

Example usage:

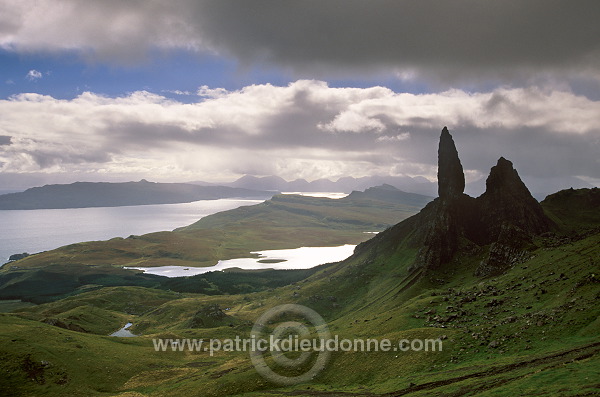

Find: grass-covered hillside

[0,188,597,396]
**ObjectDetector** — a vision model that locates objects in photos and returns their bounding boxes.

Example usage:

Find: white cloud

[197,85,229,99]
[25,69,42,81]
[377,133,410,142]
[0,80,597,186]
[162,89,193,96]
[319,86,600,135]
[320,111,386,133]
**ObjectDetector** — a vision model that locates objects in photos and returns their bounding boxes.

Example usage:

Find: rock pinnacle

[437,127,465,199]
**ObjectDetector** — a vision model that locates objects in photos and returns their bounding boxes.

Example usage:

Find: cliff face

[412,127,552,276]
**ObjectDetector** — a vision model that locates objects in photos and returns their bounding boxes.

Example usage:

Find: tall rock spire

[437,127,465,199]
[477,156,552,240]
[412,127,471,270]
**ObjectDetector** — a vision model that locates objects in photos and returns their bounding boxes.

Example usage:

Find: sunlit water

[281,192,348,199]
[126,244,356,277]
[0,199,264,263]
[110,322,136,337]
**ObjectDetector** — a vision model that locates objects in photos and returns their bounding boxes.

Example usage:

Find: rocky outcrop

[438,126,465,199]
[476,224,533,277]
[411,127,553,276]
[8,252,30,261]
[42,318,89,333]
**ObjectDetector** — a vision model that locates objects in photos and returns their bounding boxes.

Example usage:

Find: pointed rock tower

[413,127,475,270]
[409,127,553,276]
[438,126,465,200]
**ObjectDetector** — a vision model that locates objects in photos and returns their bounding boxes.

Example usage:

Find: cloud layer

[0,80,598,189]
[1,0,599,84]
[1,2,597,192]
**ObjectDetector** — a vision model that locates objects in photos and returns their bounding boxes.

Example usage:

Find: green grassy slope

[1,188,597,396]
[15,287,184,334]
[2,231,596,396]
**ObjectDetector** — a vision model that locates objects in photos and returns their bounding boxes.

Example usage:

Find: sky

[0,0,599,195]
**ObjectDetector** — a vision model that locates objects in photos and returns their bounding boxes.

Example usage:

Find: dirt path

[263,341,600,397]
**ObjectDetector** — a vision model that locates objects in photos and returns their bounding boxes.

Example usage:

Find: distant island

[0,180,275,210]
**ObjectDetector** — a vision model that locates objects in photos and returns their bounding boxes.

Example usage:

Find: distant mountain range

[189,174,438,196]
[0,180,275,210]
[190,173,594,200]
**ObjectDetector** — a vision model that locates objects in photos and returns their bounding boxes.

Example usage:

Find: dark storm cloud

[190,0,600,83]
[0,135,11,145]
[2,1,599,84]
[26,148,112,168]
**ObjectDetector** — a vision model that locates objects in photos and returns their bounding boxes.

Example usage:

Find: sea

[0,199,263,264]
[0,192,351,266]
